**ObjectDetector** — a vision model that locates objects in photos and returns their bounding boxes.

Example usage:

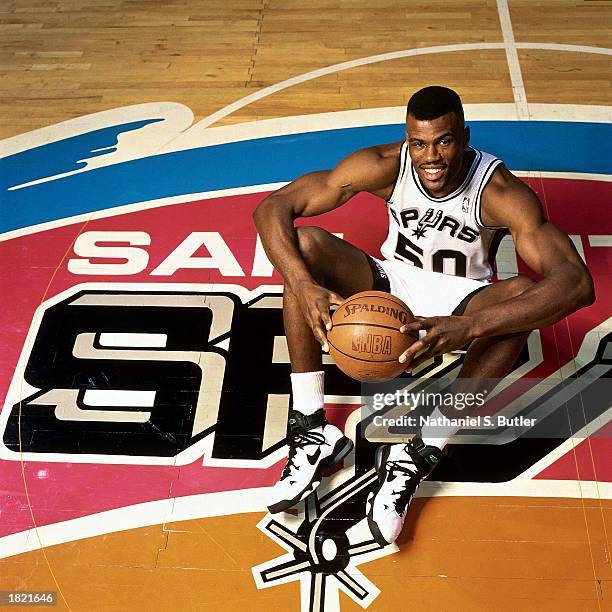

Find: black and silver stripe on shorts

[365,255,391,293]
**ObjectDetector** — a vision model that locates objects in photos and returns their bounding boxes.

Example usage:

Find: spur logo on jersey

[415,207,443,238]
[390,207,480,242]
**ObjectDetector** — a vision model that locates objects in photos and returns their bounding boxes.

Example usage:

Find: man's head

[405,86,470,197]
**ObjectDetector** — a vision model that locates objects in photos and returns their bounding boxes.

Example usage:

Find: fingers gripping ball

[327,291,418,382]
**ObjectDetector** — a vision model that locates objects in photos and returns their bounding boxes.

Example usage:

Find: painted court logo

[0,104,610,611]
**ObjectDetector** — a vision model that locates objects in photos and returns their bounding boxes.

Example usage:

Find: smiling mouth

[420,167,446,181]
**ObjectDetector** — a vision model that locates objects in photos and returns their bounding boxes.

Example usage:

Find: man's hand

[398,315,477,370]
[293,281,344,351]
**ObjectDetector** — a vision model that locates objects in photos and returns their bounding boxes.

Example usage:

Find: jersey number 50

[395,234,467,277]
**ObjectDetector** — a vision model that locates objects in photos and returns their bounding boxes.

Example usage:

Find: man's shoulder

[334,141,404,197]
[348,141,403,166]
[480,163,543,228]
[484,163,528,197]
[373,141,404,159]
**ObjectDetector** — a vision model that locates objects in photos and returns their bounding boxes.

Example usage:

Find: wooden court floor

[1,0,611,136]
[0,1,611,611]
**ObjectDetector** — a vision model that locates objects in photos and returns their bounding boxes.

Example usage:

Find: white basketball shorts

[369,256,490,317]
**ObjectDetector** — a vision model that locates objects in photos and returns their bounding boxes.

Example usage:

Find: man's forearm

[470,264,594,339]
[253,196,313,289]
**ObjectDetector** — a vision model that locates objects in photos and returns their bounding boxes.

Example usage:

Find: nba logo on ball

[327,291,418,381]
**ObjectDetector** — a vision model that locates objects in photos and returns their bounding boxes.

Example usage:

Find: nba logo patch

[462,196,470,213]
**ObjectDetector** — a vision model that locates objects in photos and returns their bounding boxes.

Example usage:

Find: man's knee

[296,226,331,265]
[295,226,375,296]
[464,274,535,315]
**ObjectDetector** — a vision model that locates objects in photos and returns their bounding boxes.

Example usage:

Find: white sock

[420,407,461,450]
[291,370,325,416]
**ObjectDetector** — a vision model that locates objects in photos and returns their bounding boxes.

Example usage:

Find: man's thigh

[460,275,535,316]
[296,226,384,297]
[376,258,488,317]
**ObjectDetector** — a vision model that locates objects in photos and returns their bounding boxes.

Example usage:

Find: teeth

[424,168,443,174]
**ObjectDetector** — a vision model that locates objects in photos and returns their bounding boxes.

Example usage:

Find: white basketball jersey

[380,144,507,281]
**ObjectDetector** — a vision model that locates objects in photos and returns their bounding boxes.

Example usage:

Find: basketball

[327,291,417,382]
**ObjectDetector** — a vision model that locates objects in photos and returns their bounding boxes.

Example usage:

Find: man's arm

[253,144,400,346]
[399,165,595,366]
[468,165,595,337]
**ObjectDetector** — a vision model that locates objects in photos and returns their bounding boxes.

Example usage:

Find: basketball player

[253,86,594,545]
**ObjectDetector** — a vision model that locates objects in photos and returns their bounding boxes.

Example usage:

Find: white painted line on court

[0,183,286,242]
[497,0,529,119]
[167,104,612,149]
[0,102,193,159]
[516,42,612,56]
[1,169,607,244]
[197,42,610,128]
[589,236,612,247]
[1,478,610,561]
[196,43,507,129]
[4,101,610,198]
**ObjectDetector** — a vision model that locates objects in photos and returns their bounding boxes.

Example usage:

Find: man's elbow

[252,198,270,230]
[252,203,262,229]
[575,271,596,308]
[253,193,298,233]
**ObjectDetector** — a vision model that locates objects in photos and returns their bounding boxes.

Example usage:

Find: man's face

[405,111,469,197]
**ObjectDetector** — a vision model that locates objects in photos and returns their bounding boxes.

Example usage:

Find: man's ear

[464,125,471,147]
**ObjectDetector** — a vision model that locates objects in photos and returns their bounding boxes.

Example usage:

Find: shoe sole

[367,445,392,546]
[267,436,354,514]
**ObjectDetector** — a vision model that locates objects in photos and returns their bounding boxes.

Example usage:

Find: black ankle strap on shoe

[407,437,445,473]
[287,409,328,433]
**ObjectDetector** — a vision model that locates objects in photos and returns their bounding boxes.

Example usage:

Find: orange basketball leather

[327,291,417,382]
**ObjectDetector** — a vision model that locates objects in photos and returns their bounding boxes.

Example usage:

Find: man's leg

[420,274,534,448]
[282,226,381,418]
[269,226,380,513]
[367,275,535,544]
[459,274,534,376]
[283,226,378,372]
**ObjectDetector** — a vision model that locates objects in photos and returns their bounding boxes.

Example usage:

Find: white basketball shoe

[366,438,444,545]
[267,409,353,514]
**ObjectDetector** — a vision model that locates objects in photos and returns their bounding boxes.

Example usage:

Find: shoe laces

[281,429,328,480]
[384,446,424,516]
